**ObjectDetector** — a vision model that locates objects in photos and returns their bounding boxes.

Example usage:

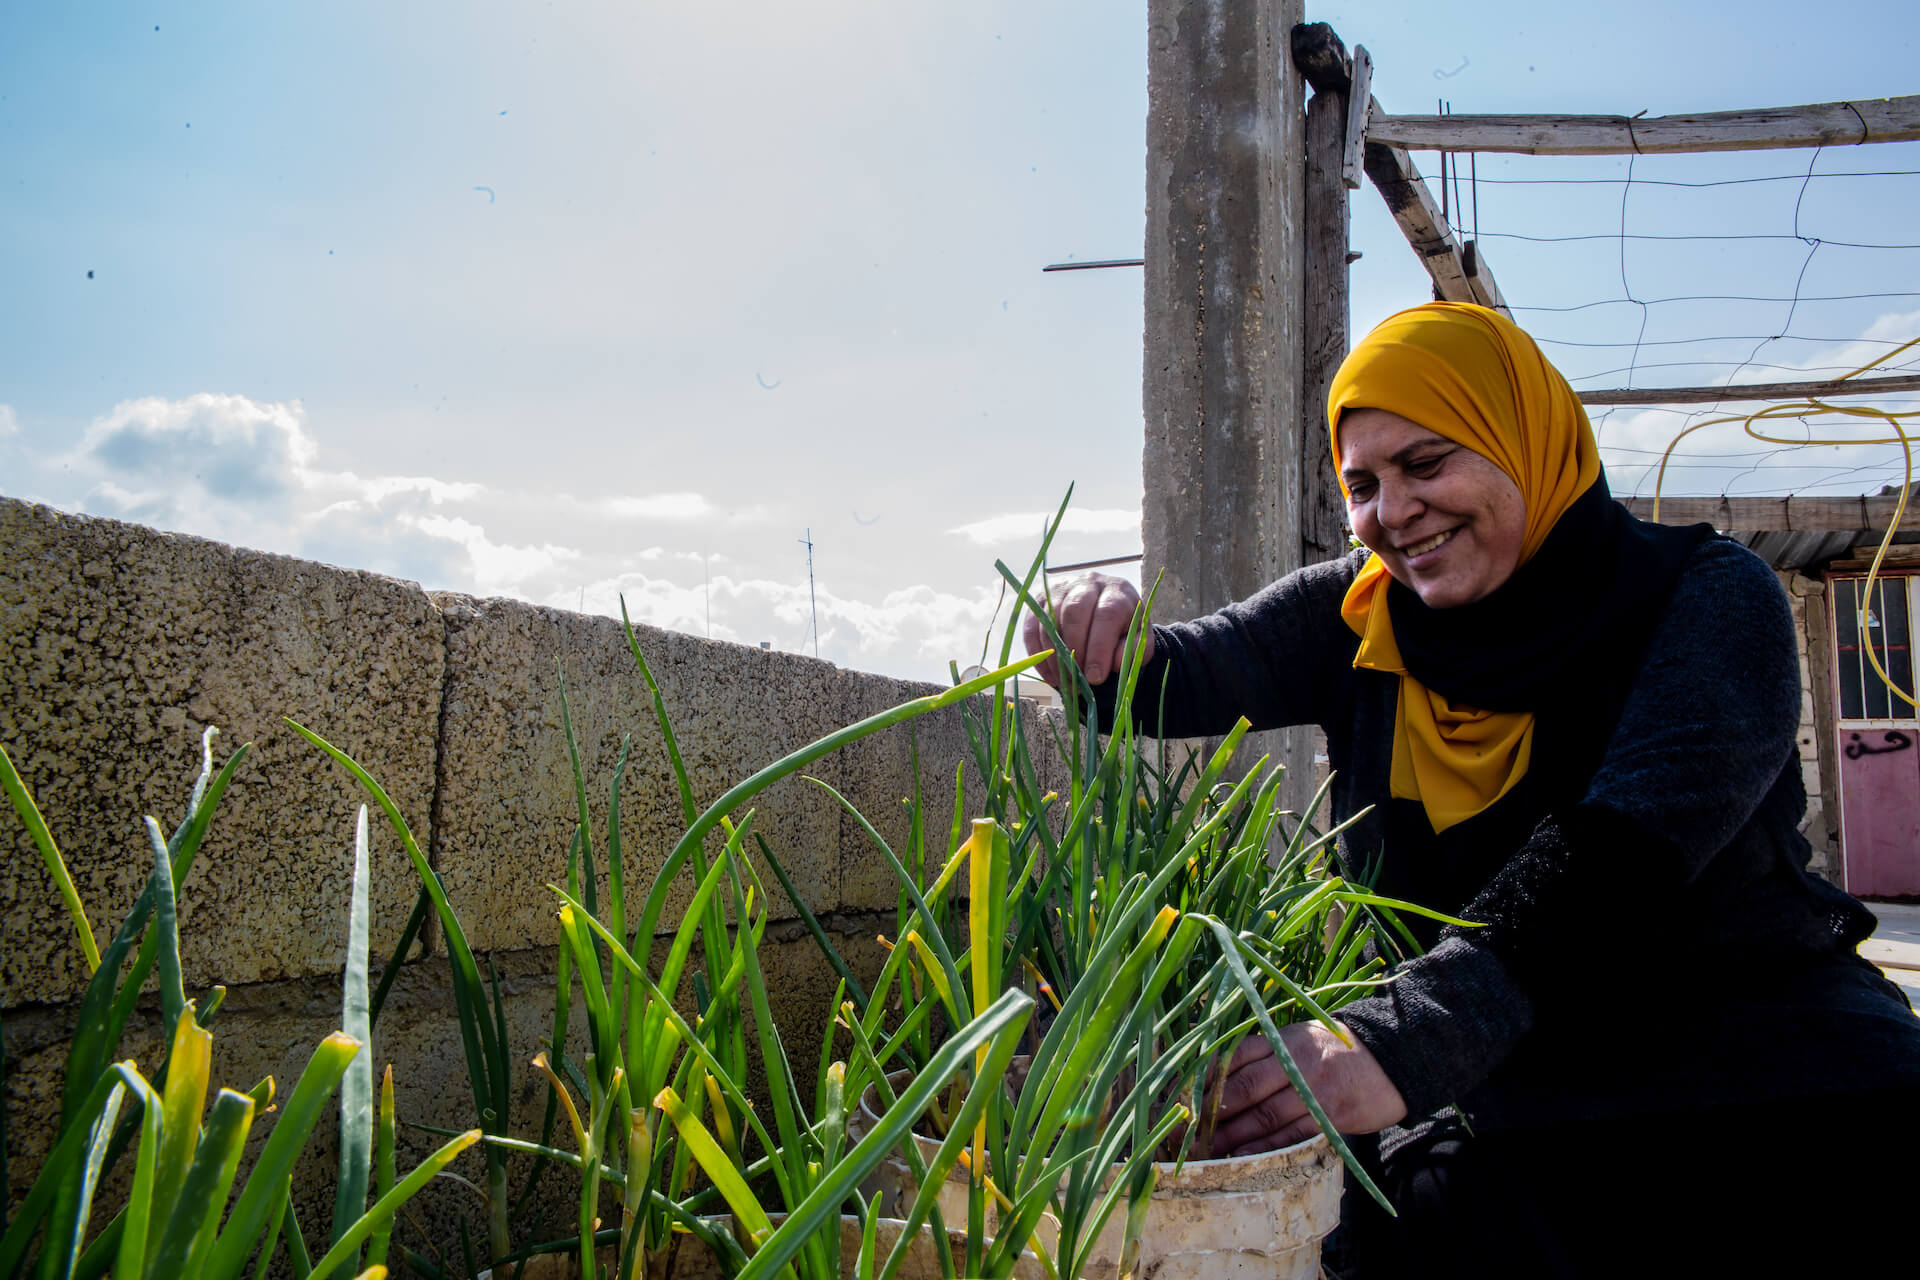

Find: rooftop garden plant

[773,495,1471,1277]
[294,633,1061,1280]
[0,734,476,1280]
[273,492,1466,1280]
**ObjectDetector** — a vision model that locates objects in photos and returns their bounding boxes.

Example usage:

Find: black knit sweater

[1100,541,1920,1128]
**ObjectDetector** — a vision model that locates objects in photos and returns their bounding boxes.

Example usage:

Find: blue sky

[4,2,1918,680]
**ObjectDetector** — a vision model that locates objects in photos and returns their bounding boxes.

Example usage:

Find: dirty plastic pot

[847,1072,1342,1280]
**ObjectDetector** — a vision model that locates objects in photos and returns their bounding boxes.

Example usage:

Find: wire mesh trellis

[1406,139,1920,503]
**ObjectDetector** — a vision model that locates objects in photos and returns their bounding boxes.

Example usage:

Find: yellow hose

[1651,335,1918,709]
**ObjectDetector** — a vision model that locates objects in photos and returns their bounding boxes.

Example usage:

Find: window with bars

[1833,574,1917,722]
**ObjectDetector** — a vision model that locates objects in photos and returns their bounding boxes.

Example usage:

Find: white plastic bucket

[847,1074,1343,1279]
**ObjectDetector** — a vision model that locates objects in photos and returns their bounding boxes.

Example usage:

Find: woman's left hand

[1205,1022,1408,1156]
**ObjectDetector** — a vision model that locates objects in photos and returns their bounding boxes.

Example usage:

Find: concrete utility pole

[1142,0,1312,805]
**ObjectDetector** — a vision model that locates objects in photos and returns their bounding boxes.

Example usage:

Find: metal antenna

[799,528,819,657]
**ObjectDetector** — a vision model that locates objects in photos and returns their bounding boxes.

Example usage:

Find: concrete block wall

[1,496,1061,1236]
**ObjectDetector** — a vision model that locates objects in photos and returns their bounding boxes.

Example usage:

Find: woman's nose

[1377,480,1424,529]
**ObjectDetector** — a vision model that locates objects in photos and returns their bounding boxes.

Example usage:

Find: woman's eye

[1407,455,1445,477]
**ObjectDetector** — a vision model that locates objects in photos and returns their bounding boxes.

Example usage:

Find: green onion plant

[766,491,1477,1276]
[0,734,475,1280]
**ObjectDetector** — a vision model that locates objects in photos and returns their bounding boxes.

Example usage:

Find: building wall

[1,496,1069,1234]
[1782,570,1841,881]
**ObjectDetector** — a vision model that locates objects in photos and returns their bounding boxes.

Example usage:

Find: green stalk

[730,887,818,1273]
[67,1083,128,1280]
[204,1033,363,1280]
[246,1183,288,1280]
[616,602,699,827]
[0,744,100,973]
[625,653,1050,964]
[281,1198,312,1280]
[728,989,1036,1280]
[0,1066,146,1280]
[284,722,509,1263]
[89,741,249,1108]
[142,818,189,1063]
[302,1131,483,1280]
[115,1080,164,1280]
[146,1012,212,1273]
[147,1090,255,1280]
[873,992,1035,1280]
[1197,916,1391,1212]
[809,779,970,1027]
[366,1068,396,1272]
[752,832,868,1012]
[549,885,804,1218]
[329,808,376,1277]
[368,885,432,1030]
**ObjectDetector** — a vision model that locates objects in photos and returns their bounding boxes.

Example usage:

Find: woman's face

[1338,408,1527,609]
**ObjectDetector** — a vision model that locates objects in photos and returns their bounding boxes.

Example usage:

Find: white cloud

[1758,308,1920,380]
[947,507,1140,547]
[349,474,486,505]
[1591,312,1920,501]
[597,493,713,520]
[44,392,529,593]
[560,568,1010,675]
[407,514,581,595]
[0,404,18,437]
[71,393,316,504]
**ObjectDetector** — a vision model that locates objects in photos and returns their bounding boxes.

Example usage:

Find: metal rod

[798,529,818,657]
[1044,552,1145,575]
[1042,258,1146,272]
[1471,151,1480,240]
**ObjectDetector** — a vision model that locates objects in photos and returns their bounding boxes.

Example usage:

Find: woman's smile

[1398,526,1460,563]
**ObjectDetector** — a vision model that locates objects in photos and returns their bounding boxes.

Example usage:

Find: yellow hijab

[1328,302,1603,832]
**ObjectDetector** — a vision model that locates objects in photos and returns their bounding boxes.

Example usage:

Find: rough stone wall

[1,497,443,1006]
[0,496,1059,1241]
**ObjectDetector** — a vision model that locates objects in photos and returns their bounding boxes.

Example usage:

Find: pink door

[1831,572,1920,898]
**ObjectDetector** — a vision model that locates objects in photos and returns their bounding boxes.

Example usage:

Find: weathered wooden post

[1294,22,1357,567]
[1141,0,1311,803]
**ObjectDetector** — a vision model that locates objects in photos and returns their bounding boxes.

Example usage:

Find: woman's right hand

[1020,572,1154,689]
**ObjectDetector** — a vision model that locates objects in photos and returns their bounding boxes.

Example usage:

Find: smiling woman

[1027,302,1920,1277]
[1334,409,1525,609]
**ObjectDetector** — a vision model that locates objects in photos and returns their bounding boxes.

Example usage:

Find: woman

[1027,303,1920,1276]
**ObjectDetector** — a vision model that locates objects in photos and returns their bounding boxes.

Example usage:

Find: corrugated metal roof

[1733,529,1862,570]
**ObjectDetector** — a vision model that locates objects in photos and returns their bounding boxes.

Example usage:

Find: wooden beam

[1291,22,1352,94]
[1341,46,1372,191]
[1462,240,1504,312]
[1828,544,1920,571]
[1621,494,1907,531]
[1362,139,1510,317]
[1579,372,1920,406]
[1295,26,1510,317]
[1302,38,1353,565]
[1368,94,1920,156]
